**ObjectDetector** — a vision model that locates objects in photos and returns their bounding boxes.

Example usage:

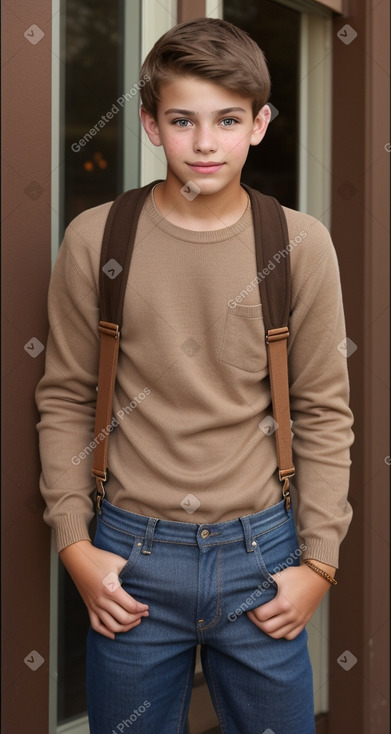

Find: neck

[153,174,248,231]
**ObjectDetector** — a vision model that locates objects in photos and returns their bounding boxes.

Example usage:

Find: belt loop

[141,518,158,555]
[239,516,256,552]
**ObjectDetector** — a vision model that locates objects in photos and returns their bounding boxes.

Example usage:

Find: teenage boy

[36,17,354,734]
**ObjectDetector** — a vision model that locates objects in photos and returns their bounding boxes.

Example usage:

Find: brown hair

[139,17,270,120]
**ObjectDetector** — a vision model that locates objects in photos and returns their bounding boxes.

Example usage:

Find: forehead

[157,75,253,115]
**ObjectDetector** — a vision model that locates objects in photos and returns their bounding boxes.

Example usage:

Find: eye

[220,118,239,127]
[172,118,192,127]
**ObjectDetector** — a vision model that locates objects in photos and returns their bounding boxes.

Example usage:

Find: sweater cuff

[54,514,93,553]
[301,537,340,569]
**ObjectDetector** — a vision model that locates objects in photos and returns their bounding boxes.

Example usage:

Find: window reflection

[224,0,300,208]
[58,0,123,724]
[63,0,124,226]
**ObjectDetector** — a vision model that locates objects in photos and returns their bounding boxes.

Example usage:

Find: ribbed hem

[55,514,93,553]
[302,539,340,570]
[145,188,252,243]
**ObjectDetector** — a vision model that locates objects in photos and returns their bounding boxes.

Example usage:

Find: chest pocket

[219,303,267,373]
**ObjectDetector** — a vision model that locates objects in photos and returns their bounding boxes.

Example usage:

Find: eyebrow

[164,107,247,116]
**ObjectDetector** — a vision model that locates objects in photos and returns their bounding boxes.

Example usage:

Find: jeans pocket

[118,538,143,581]
[253,513,300,591]
[93,516,142,579]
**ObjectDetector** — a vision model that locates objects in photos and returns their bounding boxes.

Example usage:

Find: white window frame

[139,0,177,186]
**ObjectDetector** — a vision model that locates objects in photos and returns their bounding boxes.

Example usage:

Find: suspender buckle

[266,326,289,344]
[280,473,295,511]
[93,472,107,514]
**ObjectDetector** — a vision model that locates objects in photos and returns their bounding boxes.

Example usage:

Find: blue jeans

[86,498,315,734]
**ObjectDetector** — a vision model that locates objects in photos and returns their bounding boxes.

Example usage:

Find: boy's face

[140,76,270,198]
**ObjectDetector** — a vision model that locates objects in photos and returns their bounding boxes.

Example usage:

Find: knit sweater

[35,189,354,566]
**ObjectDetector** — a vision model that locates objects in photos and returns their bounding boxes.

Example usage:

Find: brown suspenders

[92,181,295,511]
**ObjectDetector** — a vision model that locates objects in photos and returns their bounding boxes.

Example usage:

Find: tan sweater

[35,191,354,566]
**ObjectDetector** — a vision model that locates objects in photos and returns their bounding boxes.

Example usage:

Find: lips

[187,162,225,174]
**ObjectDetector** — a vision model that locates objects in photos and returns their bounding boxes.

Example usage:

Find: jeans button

[200,528,210,539]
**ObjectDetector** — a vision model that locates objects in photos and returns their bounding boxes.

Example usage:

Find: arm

[60,541,148,639]
[35,217,102,550]
[249,215,353,638]
[36,207,149,636]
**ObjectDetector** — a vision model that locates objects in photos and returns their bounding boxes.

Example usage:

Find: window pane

[57,0,125,724]
[63,0,124,227]
[224,0,300,209]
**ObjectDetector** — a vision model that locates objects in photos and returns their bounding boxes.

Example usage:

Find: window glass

[57,0,124,724]
[63,0,124,227]
[224,0,300,209]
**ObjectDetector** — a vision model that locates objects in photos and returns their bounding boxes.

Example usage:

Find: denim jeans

[86,498,315,734]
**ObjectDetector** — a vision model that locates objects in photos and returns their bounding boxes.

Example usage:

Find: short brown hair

[139,17,270,120]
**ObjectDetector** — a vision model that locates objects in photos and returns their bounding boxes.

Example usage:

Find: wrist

[59,539,93,567]
[304,559,337,586]
[305,559,336,577]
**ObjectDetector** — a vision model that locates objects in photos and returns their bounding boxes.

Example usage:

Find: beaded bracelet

[304,560,338,586]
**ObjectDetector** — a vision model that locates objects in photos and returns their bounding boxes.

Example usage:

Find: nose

[193,124,217,154]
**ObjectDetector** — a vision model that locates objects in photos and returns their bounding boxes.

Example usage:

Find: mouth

[187,162,225,174]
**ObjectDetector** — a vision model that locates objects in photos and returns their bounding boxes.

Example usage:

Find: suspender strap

[92,181,162,508]
[266,328,295,497]
[242,185,295,500]
[92,322,119,506]
[92,182,295,509]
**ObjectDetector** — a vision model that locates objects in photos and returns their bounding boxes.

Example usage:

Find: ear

[139,105,162,147]
[249,104,272,146]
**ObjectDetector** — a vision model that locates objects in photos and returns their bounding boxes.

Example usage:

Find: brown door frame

[2,1,389,732]
[329,1,390,733]
[1,1,52,732]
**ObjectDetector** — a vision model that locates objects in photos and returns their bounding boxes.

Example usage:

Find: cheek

[224,133,252,160]
[162,133,188,158]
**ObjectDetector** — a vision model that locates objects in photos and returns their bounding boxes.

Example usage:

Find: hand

[247,561,334,640]
[60,540,149,639]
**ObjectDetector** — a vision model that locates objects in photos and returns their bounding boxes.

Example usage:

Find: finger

[103,585,149,614]
[248,610,287,635]
[95,598,149,627]
[250,593,291,623]
[96,607,144,635]
[247,610,300,640]
[89,610,115,640]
